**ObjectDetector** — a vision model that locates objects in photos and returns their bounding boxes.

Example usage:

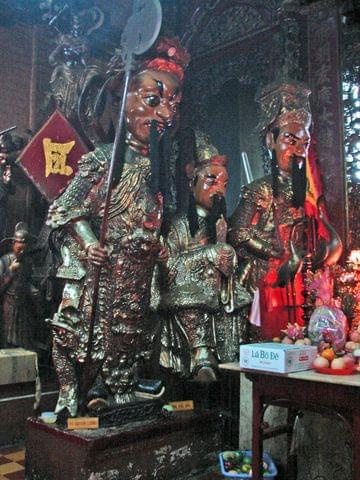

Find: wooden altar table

[219,363,360,480]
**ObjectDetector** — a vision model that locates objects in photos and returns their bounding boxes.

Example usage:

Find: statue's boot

[87,397,110,411]
[87,376,108,399]
[52,341,79,417]
[87,376,111,411]
[181,309,218,382]
[191,346,218,382]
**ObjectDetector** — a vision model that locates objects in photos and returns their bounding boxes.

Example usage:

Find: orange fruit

[321,348,335,362]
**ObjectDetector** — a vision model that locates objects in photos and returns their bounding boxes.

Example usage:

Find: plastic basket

[219,450,277,478]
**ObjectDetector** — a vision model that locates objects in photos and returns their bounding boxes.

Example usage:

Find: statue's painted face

[12,240,25,257]
[193,164,228,212]
[268,122,310,174]
[125,69,182,150]
[0,151,8,165]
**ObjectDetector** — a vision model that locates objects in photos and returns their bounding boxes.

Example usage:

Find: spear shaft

[0,126,16,136]
[78,66,135,413]
[85,69,132,359]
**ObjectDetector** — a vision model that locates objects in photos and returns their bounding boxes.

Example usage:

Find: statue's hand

[207,243,237,277]
[156,245,169,263]
[86,243,109,266]
[30,284,40,298]
[270,241,285,259]
[2,165,11,185]
[9,259,20,273]
[246,237,284,259]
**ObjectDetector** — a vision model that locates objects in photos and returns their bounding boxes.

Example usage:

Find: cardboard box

[0,348,38,385]
[240,343,317,373]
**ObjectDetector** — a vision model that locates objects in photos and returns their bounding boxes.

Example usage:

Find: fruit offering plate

[313,365,357,375]
[219,450,277,478]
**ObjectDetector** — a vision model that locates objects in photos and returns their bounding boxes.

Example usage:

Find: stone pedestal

[26,410,224,479]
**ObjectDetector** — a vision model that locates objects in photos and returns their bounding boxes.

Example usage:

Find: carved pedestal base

[25,410,224,479]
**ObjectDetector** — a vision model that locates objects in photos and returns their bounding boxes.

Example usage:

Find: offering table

[219,363,360,480]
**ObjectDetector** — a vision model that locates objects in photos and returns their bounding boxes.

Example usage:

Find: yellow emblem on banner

[43,138,75,178]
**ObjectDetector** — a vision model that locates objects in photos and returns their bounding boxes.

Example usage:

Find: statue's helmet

[256,81,312,134]
[5,222,37,245]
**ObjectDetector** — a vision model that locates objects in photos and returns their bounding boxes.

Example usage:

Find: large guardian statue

[47,38,190,416]
[228,82,342,339]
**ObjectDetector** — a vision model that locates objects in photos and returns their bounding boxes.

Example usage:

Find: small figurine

[0,222,39,349]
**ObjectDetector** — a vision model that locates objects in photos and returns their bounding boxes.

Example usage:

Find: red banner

[17,110,89,202]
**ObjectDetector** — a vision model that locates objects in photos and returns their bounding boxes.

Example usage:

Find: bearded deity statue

[155,131,251,381]
[46,38,190,416]
[228,82,342,340]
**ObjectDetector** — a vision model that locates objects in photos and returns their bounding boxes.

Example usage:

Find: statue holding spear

[46,1,190,416]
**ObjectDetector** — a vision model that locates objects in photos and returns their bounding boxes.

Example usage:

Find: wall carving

[343,28,360,70]
[181,0,303,133]
[343,13,360,250]
[181,0,281,53]
[190,4,274,57]
[187,42,276,127]
[308,1,347,251]
[278,4,302,80]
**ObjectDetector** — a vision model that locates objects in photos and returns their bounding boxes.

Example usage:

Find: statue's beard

[271,150,307,208]
[206,194,227,244]
[150,120,167,195]
[291,155,307,208]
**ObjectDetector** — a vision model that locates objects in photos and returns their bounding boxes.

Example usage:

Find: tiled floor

[0,446,25,480]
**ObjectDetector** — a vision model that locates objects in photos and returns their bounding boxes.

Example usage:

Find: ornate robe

[47,144,163,415]
[228,173,305,339]
[156,210,250,375]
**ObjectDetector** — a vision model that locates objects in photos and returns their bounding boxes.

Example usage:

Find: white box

[239,343,317,373]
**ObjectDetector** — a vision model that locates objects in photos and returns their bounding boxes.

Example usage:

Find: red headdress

[209,155,227,167]
[140,37,190,83]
